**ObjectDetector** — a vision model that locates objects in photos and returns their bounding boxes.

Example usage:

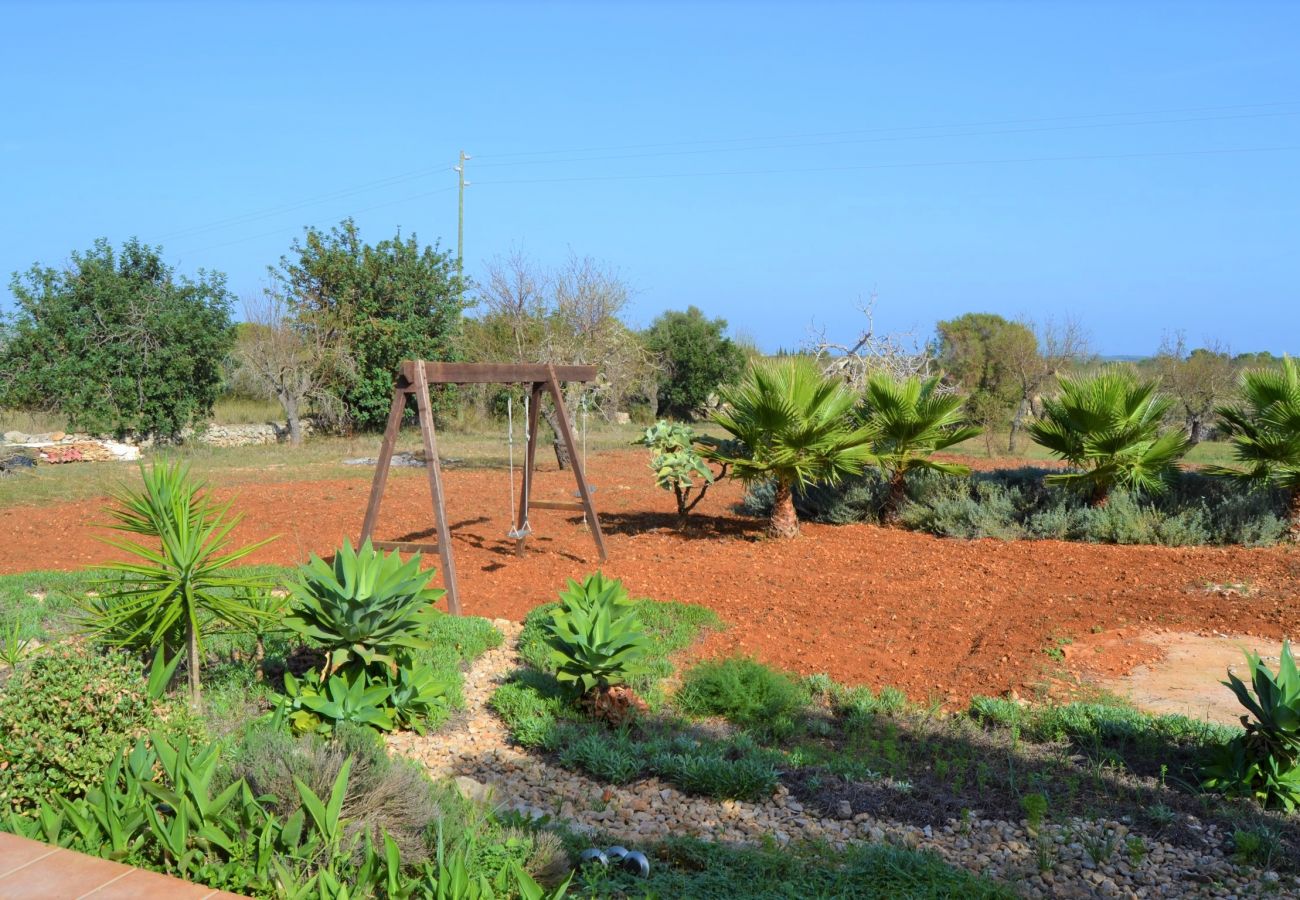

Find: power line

[468,109,1300,170]
[470,100,1300,161]
[155,164,454,241]
[173,185,457,256]
[470,144,1299,189]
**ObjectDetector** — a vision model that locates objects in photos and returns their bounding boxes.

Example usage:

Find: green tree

[1207,356,1300,541]
[1027,369,1190,506]
[935,313,1034,443]
[644,306,746,419]
[858,372,981,523]
[273,219,465,432]
[1,238,234,439]
[704,358,875,538]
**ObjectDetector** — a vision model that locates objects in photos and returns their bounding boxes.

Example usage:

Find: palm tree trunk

[1288,487,1300,543]
[1089,481,1110,508]
[882,470,908,526]
[769,479,800,539]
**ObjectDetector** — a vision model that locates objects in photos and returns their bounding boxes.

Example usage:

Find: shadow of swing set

[358,361,608,615]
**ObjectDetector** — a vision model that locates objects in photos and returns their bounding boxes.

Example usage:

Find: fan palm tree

[704,358,875,538]
[1027,369,1190,507]
[859,372,982,523]
[1206,356,1300,541]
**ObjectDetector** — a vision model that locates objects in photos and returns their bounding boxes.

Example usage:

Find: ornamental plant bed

[0,448,1297,707]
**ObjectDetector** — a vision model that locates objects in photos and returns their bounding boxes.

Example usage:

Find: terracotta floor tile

[0,847,128,898]
[0,833,58,879]
[77,866,219,899]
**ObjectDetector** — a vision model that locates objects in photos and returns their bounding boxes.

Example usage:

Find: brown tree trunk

[282,394,303,447]
[769,479,800,539]
[540,406,572,470]
[1008,397,1029,454]
[1288,488,1300,543]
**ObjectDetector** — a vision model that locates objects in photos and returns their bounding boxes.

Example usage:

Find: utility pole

[454,150,470,301]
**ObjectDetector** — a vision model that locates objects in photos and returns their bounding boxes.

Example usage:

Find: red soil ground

[1,449,1296,705]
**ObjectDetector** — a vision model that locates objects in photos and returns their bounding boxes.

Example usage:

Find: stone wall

[195,420,315,447]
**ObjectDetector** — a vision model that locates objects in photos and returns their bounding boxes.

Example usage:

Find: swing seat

[572,484,597,497]
[507,522,532,540]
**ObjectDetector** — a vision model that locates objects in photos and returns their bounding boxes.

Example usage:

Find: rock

[3,431,29,443]
[835,800,853,819]
[453,775,494,804]
[614,411,632,425]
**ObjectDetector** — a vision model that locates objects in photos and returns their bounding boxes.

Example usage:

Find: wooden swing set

[358,361,607,616]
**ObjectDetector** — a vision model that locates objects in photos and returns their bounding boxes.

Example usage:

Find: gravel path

[387,622,1297,899]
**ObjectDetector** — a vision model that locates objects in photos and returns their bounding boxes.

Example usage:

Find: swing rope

[506,394,531,540]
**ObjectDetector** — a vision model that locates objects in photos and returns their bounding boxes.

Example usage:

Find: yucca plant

[285,540,443,678]
[858,372,982,523]
[1202,641,1300,811]
[544,573,648,700]
[86,462,275,705]
[1027,369,1190,507]
[1206,356,1300,541]
[704,358,876,538]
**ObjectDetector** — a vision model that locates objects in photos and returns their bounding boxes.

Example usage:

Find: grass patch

[676,656,808,741]
[563,833,1014,899]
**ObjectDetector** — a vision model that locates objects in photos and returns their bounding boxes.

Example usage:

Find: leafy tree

[1,238,234,439]
[1208,356,1300,541]
[1027,369,1190,506]
[637,420,730,528]
[704,358,875,538]
[644,306,746,419]
[858,372,981,523]
[273,219,464,432]
[935,312,1033,442]
[1002,317,1090,453]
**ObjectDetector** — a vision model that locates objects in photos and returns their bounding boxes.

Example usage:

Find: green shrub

[542,573,649,695]
[746,466,1288,547]
[676,657,807,740]
[0,647,186,814]
[1202,641,1300,811]
[639,420,728,525]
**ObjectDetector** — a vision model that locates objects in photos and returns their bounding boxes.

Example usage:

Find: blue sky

[1,0,1296,355]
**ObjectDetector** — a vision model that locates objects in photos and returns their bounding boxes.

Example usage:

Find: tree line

[0,224,1288,452]
[0,224,748,443]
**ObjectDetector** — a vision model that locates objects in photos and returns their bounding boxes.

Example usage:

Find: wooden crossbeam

[401,362,596,385]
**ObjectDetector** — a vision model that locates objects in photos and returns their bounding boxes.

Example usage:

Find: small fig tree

[638,420,730,528]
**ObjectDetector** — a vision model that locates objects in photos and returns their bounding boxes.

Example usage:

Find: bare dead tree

[234,291,351,446]
[805,294,940,389]
[472,252,655,468]
[1155,331,1237,445]
[1005,315,1092,453]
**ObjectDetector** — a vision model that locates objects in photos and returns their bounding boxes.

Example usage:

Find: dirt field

[1,448,1297,705]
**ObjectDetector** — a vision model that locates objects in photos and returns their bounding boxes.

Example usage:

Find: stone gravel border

[387,621,1296,899]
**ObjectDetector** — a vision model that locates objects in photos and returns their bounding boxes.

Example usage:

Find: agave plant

[1027,369,1190,507]
[279,669,397,735]
[544,573,648,696]
[1202,641,1300,811]
[858,372,981,523]
[285,540,443,678]
[86,462,275,705]
[704,358,876,538]
[1206,356,1300,541]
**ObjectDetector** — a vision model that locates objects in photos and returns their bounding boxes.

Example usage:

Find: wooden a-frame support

[358,361,608,615]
